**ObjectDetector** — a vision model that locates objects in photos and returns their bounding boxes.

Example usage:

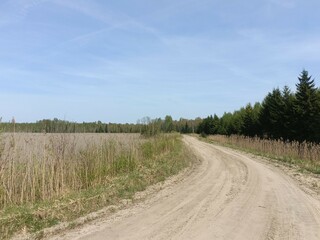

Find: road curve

[55,136,320,240]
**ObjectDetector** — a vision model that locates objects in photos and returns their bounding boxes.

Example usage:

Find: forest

[0,115,200,135]
[198,70,320,143]
[1,70,319,143]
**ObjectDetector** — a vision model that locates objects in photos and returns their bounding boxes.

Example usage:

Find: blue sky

[1,0,320,123]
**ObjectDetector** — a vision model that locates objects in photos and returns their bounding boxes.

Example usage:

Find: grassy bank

[200,135,320,174]
[0,133,192,239]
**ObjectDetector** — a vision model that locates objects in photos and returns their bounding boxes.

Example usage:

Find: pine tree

[241,103,260,137]
[281,86,296,140]
[259,88,284,139]
[220,112,234,135]
[294,70,320,142]
[197,115,215,135]
[212,114,220,134]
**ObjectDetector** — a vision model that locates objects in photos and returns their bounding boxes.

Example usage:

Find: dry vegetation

[0,133,192,239]
[203,135,320,173]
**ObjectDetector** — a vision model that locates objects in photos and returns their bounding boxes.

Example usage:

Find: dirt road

[52,136,320,240]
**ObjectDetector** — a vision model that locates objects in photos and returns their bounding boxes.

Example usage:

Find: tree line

[2,70,319,143]
[1,118,141,133]
[198,70,320,143]
[0,116,200,135]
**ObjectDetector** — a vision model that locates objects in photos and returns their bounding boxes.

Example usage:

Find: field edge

[6,134,196,240]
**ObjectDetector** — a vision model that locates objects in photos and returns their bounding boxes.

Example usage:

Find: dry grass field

[0,133,192,239]
[204,135,320,173]
[0,133,140,206]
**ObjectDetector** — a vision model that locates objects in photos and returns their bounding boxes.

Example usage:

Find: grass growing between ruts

[0,133,192,239]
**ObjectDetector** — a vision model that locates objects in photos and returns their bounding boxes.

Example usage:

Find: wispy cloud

[278,36,320,61]
[19,0,47,18]
[267,0,296,8]
[1,0,320,122]
[43,0,167,60]
[51,0,128,26]
[0,0,47,26]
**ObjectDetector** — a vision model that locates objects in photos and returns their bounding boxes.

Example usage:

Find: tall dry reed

[207,135,320,172]
[0,133,188,239]
[0,133,145,208]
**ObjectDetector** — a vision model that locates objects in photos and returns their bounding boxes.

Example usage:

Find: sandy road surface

[52,136,320,240]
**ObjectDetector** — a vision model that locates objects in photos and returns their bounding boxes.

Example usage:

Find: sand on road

[50,136,320,240]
